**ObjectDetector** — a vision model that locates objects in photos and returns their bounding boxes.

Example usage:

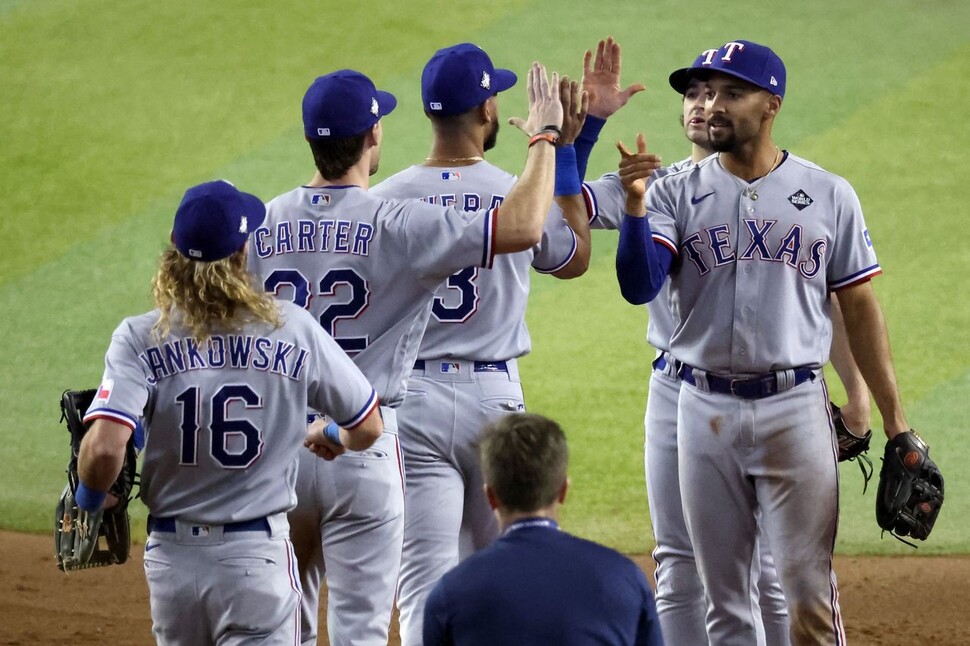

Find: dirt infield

[1,530,967,645]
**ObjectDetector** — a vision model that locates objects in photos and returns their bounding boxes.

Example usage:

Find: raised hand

[583,36,646,119]
[558,76,589,146]
[509,62,563,137]
[616,133,662,215]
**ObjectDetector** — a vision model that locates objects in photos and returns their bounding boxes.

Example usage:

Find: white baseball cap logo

[239,216,248,234]
[371,98,379,116]
[481,71,491,90]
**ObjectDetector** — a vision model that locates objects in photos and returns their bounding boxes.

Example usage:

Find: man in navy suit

[422,413,664,646]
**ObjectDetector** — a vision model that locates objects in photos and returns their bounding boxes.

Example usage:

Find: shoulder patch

[788,189,813,211]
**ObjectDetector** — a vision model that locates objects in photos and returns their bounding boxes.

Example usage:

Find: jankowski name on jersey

[140,334,310,383]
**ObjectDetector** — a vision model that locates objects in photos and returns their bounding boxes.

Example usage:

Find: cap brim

[492,68,517,94]
[668,67,696,94]
[377,90,397,118]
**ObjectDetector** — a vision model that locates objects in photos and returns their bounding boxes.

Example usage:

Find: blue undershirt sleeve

[575,115,606,181]
[616,213,673,304]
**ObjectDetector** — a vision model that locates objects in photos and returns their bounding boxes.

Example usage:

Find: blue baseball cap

[701,40,786,98]
[172,180,266,262]
[668,48,719,94]
[303,70,397,139]
[421,43,517,116]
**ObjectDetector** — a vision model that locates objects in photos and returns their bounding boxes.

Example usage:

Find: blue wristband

[323,421,343,447]
[555,145,581,196]
[75,482,107,512]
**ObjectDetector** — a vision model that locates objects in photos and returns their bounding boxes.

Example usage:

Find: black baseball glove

[830,402,874,492]
[875,430,944,547]
[55,389,139,571]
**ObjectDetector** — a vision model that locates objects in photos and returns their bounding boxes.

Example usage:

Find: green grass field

[2,0,967,556]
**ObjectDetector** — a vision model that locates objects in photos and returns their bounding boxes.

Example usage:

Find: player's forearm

[829,293,871,424]
[493,140,556,254]
[836,282,908,437]
[552,145,591,278]
[78,420,131,491]
[343,408,384,451]
[616,214,671,304]
[575,115,606,181]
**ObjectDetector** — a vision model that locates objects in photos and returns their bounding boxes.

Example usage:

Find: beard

[707,120,737,152]
[484,120,499,152]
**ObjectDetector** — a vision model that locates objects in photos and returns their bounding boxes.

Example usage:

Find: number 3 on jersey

[263,268,370,355]
[433,267,479,323]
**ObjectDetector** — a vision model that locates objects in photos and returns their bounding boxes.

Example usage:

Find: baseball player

[615,40,913,644]
[75,179,384,645]
[368,43,590,646]
[574,39,789,645]
[422,413,664,646]
[247,65,567,646]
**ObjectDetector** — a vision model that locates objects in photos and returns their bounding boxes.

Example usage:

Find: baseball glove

[875,430,944,547]
[55,388,139,571]
[830,402,874,492]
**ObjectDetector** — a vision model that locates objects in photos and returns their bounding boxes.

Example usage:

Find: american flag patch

[441,171,461,181]
[440,362,461,374]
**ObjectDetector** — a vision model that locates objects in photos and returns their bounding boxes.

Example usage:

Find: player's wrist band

[323,421,343,447]
[75,482,107,512]
[529,132,559,147]
[554,145,581,196]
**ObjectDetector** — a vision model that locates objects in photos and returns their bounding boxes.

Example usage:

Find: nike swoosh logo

[145,543,161,552]
[691,191,715,205]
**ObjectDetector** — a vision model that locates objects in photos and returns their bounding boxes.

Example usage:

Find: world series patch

[788,189,814,211]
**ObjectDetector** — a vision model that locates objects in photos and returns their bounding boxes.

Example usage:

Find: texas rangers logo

[481,71,491,90]
[787,189,814,211]
[371,98,379,116]
[311,194,331,206]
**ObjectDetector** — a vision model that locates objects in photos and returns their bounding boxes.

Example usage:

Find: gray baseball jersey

[83,300,378,522]
[371,161,577,360]
[369,161,577,646]
[646,152,880,372]
[582,157,693,351]
[249,185,500,405]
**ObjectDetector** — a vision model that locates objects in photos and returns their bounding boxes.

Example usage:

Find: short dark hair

[307,132,367,180]
[479,413,568,513]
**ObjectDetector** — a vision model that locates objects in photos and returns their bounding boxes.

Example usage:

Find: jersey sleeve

[582,174,626,231]
[395,200,497,286]
[531,202,578,273]
[83,319,152,435]
[304,317,380,429]
[827,179,882,290]
[644,178,679,254]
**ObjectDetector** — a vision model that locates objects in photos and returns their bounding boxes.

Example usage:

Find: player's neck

[306,166,371,190]
[691,144,714,164]
[718,139,780,181]
[424,133,485,167]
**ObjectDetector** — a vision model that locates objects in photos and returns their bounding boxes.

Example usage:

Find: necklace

[424,156,484,164]
[731,147,782,201]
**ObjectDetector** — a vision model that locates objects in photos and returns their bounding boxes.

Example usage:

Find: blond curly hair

[151,245,282,343]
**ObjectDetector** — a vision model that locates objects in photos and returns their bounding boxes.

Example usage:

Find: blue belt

[147,515,270,534]
[677,363,816,400]
[413,360,508,373]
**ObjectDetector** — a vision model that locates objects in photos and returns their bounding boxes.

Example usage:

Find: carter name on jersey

[253,218,374,258]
